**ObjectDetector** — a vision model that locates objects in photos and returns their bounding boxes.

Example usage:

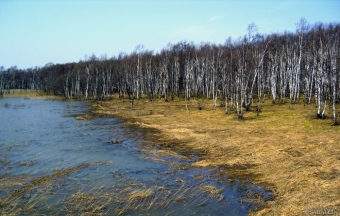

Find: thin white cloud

[169,24,225,45]
[209,15,224,22]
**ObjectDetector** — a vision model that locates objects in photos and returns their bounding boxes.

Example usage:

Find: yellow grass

[128,189,154,200]
[2,89,61,99]
[92,94,340,215]
[200,185,222,197]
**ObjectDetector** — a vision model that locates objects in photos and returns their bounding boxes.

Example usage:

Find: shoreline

[2,92,339,215]
[91,95,340,215]
[1,89,62,100]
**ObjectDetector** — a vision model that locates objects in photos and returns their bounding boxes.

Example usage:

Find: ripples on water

[0,97,272,215]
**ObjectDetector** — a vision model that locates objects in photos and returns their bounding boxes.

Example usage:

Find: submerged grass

[92,94,340,215]
[200,185,222,197]
[0,164,88,206]
[60,170,225,215]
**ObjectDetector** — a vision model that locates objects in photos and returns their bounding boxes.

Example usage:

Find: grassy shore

[92,95,340,215]
[1,89,60,99]
[2,91,339,214]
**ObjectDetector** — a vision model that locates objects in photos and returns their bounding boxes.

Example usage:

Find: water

[0,97,272,215]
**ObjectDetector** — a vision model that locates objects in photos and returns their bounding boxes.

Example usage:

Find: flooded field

[0,98,272,215]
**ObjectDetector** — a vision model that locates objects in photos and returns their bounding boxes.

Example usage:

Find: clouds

[168,14,228,44]
[168,23,227,46]
[209,15,224,22]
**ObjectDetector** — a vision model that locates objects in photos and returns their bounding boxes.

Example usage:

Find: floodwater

[0,97,272,215]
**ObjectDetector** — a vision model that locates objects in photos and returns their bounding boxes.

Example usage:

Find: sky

[0,0,339,70]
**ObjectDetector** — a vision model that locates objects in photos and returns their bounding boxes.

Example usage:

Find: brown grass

[200,185,222,197]
[0,164,88,206]
[66,179,212,215]
[92,94,340,215]
[128,189,154,200]
[75,113,93,120]
[2,89,61,99]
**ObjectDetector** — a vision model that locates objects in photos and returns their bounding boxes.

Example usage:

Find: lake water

[0,97,272,215]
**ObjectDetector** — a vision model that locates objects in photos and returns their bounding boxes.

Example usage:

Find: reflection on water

[0,98,272,215]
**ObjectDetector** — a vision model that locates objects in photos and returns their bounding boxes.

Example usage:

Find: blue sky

[1,0,339,69]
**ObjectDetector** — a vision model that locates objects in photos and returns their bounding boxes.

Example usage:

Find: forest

[1,19,340,123]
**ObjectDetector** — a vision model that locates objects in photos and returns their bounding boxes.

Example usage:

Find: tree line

[1,19,340,123]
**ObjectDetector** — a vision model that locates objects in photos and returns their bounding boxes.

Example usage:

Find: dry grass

[92,94,340,215]
[75,113,93,120]
[128,189,154,200]
[2,89,61,99]
[200,185,222,197]
[66,181,210,215]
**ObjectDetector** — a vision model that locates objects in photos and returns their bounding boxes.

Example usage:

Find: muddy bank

[92,95,340,215]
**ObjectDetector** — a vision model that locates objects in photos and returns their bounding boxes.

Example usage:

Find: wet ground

[0,98,272,215]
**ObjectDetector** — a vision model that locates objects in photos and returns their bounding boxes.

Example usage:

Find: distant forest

[1,20,340,122]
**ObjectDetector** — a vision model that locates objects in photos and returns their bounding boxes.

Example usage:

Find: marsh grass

[1,157,255,215]
[2,89,60,99]
[92,95,340,215]
[0,164,88,206]
[200,185,222,197]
